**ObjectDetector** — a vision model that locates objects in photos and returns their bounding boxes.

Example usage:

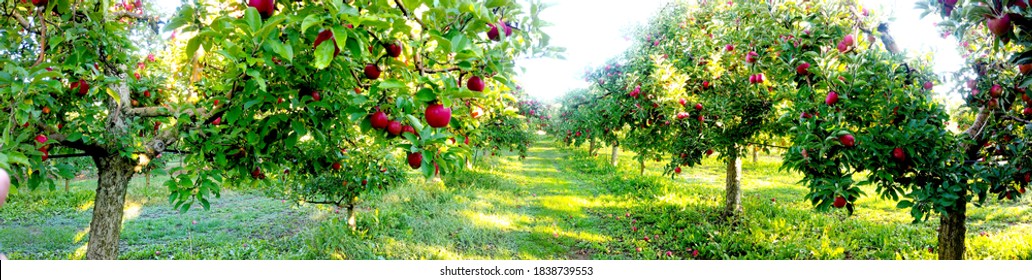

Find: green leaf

[186,33,206,60]
[244,8,261,33]
[313,42,336,70]
[301,14,323,34]
[379,79,406,89]
[895,200,914,209]
[415,88,436,102]
[450,34,470,53]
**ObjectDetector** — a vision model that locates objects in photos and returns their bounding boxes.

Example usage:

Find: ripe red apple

[832,196,847,208]
[1020,64,1032,75]
[425,103,452,128]
[706,149,714,156]
[314,29,340,57]
[1023,93,1032,104]
[746,51,758,63]
[251,167,264,179]
[800,112,812,119]
[277,97,284,104]
[487,21,513,41]
[988,84,1004,98]
[725,44,734,52]
[674,167,682,174]
[407,152,423,169]
[385,43,402,58]
[154,121,161,131]
[42,106,50,114]
[676,112,689,119]
[892,147,906,162]
[924,81,934,90]
[825,91,839,106]
[33,0,48,7]
[144,90,151,98]
[387,120,402,136]
[698,115,705,123]
[332,162,342,171]
[797,62,810,76]
[702,81,710,89]
[369,110,389,129]
[839,134,856,147]
[248,0,276,18]
[75,79,90,95]
[987,14,1012,38]
[694,103,703,111]
[1023,107,1032,116]
[467,76,485,92]
[212,117,222,126]
[35,134,48,144]
[678,98,687,106]
[401,125,416,137]
[364,64,381,79]
[988,98,999,109]
[311,91,322,102]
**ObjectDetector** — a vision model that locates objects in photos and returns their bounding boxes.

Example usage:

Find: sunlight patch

[462,210,514,230]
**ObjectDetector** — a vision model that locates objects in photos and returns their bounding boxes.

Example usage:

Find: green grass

[1,136,1029,259]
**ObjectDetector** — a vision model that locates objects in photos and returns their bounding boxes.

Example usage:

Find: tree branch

[1002,114,1032,125]
[11,11,40,34]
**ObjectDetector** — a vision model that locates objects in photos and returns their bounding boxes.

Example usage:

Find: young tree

[1,0,556,259]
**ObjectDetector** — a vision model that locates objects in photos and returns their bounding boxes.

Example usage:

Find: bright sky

[516,0,966,102]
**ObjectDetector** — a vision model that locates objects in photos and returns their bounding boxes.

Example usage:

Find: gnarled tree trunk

[85,155,135,260]
[938,196,967,259]
[610,145,619,166]
[724,151,743,217]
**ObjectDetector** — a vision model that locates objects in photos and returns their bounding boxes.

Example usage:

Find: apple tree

[1,0,556,259]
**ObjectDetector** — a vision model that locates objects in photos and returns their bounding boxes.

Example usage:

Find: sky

[515,0,966,102]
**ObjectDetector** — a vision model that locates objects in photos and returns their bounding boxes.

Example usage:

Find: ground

[1,137,1029,260]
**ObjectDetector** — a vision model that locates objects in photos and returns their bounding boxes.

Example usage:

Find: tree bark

[639,160,645,176]
[346,204,357,231]
[145,172,151,188]
[589,139,596,156]
[85,155,135,260]
[938,196,967,259]
[752,146,758,164]
[724,151,743,217]
[65,179,70,192]
[610,145,619,166]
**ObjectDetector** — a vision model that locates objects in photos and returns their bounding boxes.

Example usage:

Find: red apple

[212,117,222,126]
[144,90,151,98]
[800,112,812,119]
[797,62,810,76]
[987,14,1012,38]
[487,21,514,41]
[833,196,847,208]
[1021,64,1032,75]
[401,125,417,137]
[678,98,687,106]
[1023,107,1032,116]
[425,103,452,128]
[839,134,855,147]
[674,167,682,174]
[725,44,734,52]
[314,29,340,57]
[385,43,402,58]
[746,51,758,63]
[332,162,342,171]
[407,152,423,169]
[248,0,276,18]
[702,81,710,89]
[694,103,703,111]
[387,120,402,136]
[251,167,264,179]
[892,147,906,162]
[33,0,48,7]
[989,84,1003,97]
[467,76,485,92]
[706,149,714,156]
[42,106,50,114]
[825,91,839,106]
[698,115,705,123]
[364,64,381,79]
[311,91,321,102]
[370,110,389,129]
[35,134,48,144]
[924,81,934,90]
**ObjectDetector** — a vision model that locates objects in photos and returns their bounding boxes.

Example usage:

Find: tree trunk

[639,160,645,176]
[937,197,967,259]
[752,146,758,164]
[64,179,70,192]
[724,151,743,217]
[610,145,619,166]
[85,155,135,260]
[346,204,357,231]
[145,172,151,188]
[589,139,596,156]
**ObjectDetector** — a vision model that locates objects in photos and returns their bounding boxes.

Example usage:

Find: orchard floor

[1,137,1030,260]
